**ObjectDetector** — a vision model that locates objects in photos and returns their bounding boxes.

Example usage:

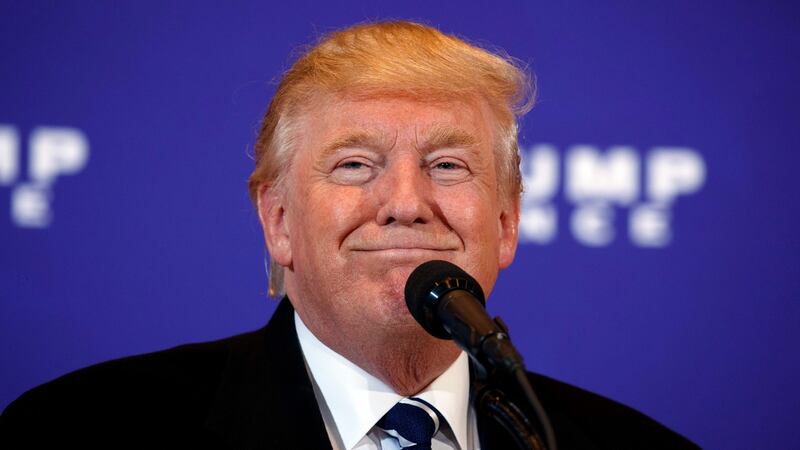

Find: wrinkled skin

[258,93,519,394]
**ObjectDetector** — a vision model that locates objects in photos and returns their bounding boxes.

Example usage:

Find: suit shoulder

[1,327,266,440]
[528,372,699,449]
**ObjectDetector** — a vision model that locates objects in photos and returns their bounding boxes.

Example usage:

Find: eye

[435,161,459,170]
[429,158,470,184]
[339,161,365,170]
[331,157,375,185]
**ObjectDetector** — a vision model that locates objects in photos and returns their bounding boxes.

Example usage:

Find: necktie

[376,397,444,449]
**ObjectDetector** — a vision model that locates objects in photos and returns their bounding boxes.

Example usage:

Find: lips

[345,226,463,253]
[352,243,456,251]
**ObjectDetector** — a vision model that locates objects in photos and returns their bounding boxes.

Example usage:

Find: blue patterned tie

[376,397,444,449]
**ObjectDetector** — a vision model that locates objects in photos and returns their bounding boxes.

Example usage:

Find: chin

[364,285,418,330]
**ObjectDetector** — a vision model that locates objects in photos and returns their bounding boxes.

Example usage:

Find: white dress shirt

[295,312,480,450]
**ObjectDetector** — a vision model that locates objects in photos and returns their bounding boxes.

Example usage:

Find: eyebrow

[320,125,481,159]
[321,130,395,158]
[416,125,480,154]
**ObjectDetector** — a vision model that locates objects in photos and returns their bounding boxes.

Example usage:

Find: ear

[497,196,520,269]
[257,184,292,268]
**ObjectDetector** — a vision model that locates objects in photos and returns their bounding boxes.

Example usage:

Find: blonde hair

[249,21,534,296]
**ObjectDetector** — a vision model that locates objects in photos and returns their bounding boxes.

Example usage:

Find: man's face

[259,93,519,351]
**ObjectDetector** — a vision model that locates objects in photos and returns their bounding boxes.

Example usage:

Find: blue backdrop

[2,2,798,448]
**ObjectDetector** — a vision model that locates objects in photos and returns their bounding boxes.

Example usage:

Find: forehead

[296,92,498,151]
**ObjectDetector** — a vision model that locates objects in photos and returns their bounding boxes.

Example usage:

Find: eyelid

[330,149,380,169]
[335,156,373,168]
[328,151,380,185]
[427,154,469,170]
[428,157,471,186]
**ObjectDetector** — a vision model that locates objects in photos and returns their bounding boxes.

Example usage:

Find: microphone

[405,260,558,450]
[404,260,524,373]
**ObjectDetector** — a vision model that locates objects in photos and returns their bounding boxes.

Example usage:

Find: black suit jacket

[1,299,698,449]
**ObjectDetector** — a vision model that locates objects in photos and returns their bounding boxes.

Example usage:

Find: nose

[375,156,434,226]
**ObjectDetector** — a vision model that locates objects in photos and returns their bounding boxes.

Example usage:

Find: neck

[294,305,461,395]
[351,331,462,396]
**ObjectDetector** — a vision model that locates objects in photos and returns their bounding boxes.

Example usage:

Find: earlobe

[257,185,292,267]
[497,197,520,269]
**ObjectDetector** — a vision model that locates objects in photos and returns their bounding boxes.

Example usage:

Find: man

[1,21,697,449]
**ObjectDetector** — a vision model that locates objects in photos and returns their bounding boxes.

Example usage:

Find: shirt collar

[295,311,470,450]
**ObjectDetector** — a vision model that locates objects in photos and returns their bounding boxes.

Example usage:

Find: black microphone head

[404,260,486,339]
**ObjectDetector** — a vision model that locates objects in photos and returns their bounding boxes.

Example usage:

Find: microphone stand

[471,377,546,450]
[469,317,557,450]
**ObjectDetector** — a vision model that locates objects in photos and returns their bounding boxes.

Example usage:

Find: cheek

[444,192,500,241]
[441,193,503,290]
[329,191,370,228]
[293,186,373,255]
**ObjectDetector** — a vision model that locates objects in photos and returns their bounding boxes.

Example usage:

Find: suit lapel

[204,298,588,449]
[204,298,332,449]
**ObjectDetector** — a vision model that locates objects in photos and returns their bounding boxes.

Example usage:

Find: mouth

[352,245,456,251]
[350,247,456,259]
[344,229,462,255]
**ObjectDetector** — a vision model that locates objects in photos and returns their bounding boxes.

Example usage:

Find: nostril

[375,175,433,225]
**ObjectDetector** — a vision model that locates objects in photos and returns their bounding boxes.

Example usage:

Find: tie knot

[377,397,444,449]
